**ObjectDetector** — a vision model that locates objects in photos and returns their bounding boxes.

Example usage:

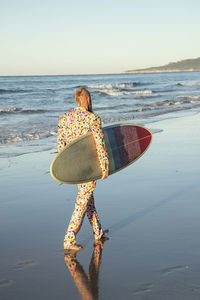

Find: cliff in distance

[124,57,200,74]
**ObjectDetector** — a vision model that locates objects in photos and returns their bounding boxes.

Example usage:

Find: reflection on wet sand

[64,238,108,300]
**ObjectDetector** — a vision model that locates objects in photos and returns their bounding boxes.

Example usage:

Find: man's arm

[57,117,66,152]
[90,114,109,179]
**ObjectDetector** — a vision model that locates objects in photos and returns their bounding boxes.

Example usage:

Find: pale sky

[1,0,200,75]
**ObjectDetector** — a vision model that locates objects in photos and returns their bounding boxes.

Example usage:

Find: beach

[0,112,200,300]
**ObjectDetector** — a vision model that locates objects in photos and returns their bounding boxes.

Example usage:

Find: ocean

[0,72,200,158]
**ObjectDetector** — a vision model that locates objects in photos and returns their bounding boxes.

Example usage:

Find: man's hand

[101,169,109,180]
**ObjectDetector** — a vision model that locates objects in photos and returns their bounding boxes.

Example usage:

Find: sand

[0,113,200,300]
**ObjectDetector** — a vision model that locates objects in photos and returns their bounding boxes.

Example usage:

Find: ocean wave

[103,105,200,124]
[96,89,153,97]
[0,107,21,113]
[21,109,48,114]
[0,129,57,144]
[0,107,49,115]
[102,98,200,124]
[87,82,139,90]
[178,82,200,87]
[0,88,33,94]
[96,104,130,111]
[176,95,200,100]
[129,98,200,114]
[86,81,153,97]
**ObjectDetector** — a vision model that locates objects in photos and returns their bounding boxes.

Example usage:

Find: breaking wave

[0,107,49,115]
[87,82,139,89]
[86,82,153,97]
[97,89,153,97]
[0,107,20,114]
[178,82,200,87]
[0,129,57,144]
[0,88,33,94]
[1,73,200,152]
[129,97,200,113]
[177,95,200,101]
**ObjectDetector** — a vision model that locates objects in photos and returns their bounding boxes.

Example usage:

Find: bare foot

[63,244,83,253]
[94,229,109,243]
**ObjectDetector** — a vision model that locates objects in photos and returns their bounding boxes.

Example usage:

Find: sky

[1,0,200,76]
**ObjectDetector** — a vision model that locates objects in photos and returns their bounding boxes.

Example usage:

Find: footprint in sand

[133,283,153,295]
[0,279,13,288]
[12,259,37,270]
[190,284,200,292]
[160,265,189,276]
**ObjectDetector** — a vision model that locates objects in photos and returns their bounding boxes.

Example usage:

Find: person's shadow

[64,238,108,300]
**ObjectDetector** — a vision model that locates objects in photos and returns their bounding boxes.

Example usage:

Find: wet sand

[1,113,200,300]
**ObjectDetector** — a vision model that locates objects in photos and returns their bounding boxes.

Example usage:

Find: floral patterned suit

[57,107,109,248]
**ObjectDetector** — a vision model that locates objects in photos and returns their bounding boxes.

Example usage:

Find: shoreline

[1,108,199,160]
[0,113,200,299]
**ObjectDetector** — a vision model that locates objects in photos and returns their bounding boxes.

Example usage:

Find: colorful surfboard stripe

[103,125,152,174]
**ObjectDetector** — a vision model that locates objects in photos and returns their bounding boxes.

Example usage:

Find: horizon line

[0,72,123,77]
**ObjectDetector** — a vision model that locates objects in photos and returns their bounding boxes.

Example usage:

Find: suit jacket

[57,107,109,173]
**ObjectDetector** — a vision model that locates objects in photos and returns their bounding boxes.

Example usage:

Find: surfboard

[50,124,152,184]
